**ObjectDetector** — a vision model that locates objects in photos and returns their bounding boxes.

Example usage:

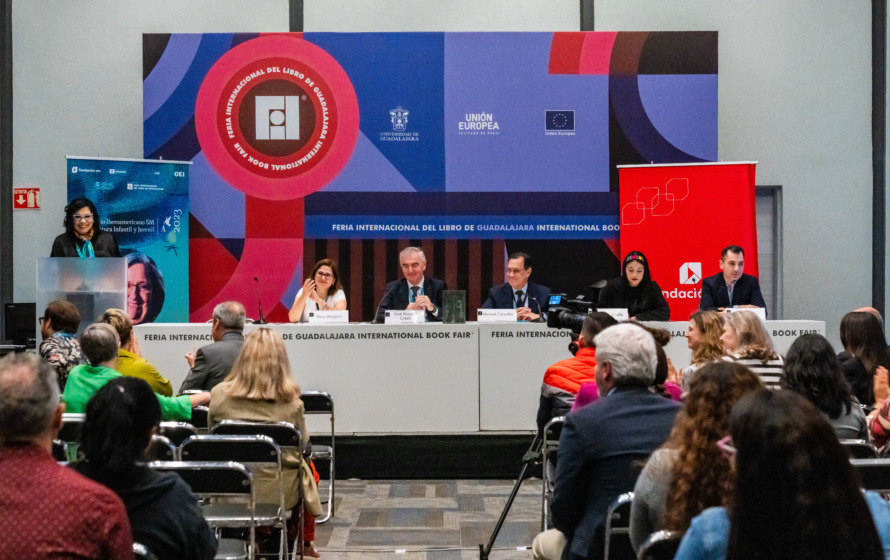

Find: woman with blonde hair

[99,308,173,395]
[675,310,725,390]
[720,310,784,386]
[209,327,322,558]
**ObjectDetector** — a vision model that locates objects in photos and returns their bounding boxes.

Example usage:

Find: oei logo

[679,262,702,285]
[255,96,302,140]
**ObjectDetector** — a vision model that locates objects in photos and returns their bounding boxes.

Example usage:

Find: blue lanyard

[76,239,95,258]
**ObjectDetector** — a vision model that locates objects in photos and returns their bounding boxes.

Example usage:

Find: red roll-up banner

[618,162,758,321]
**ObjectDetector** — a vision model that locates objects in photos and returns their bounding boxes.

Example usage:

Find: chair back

[604,492,635,560]
[301,391,334,416]
[58,413,85,443]
[190,406,210,430]
[851,458,890,492]
[181,434,282,465]
[211,420,302,451]
[541,416,565,530]
[146,434,176,461]
[158,421,198,446]
[133,542,159,560]
[841,439,879,459]
[637,530,683,560]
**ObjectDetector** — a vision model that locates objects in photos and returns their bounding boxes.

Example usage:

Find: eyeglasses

[73,214,93,222]
[505,268,526,275]
[128,282,152,295]
[315,271,334,279]
[38,317,46,324]
[717,435,736,459]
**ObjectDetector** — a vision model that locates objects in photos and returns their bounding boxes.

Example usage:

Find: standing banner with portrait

[617,162,758,321]
[66,156,190,324]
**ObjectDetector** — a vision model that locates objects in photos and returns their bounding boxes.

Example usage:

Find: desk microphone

[253,277,268,324]
[531,297,546,323]
[372,283,397,324]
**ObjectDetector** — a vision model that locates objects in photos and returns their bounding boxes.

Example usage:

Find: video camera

[545,293,594,334]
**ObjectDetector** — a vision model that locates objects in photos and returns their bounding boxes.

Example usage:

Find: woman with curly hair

[629,361,763,551]
[675,310,725,391]
[674,389,890,560]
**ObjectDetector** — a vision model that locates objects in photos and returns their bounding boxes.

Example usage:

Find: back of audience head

[593,323,657,387]
[224,327,299,402]
[42,300,81,335]
[579,312,618,347]
[688,310,725,364]
[841,311,889,373]
[99,308,133,347]
[781,333,856,418]
[725,389,883,560]
[722,310,777,361]
[663,361,762,530]
[624,321,671,388]
[213,301,246,332]
[80,323,120,366]
[80,377,160,486]
[0,353,60,445]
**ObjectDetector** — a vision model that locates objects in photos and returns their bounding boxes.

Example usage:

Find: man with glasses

[481,252,550,321]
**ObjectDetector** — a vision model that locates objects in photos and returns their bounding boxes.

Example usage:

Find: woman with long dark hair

[597,251,670,321]
[50,196,121,258]
[674,390,890,560]
[781,333,867,440]
[288,259,347,323]
[76,377,216,560]
[630,361,763,551]
[840,311,890,410]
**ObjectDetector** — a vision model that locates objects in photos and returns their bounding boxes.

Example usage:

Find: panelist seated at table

[481,252,550,322]
[597,250,671,321]
[699,244,767,315]
[288,258,347,323]
[375,246,446,323]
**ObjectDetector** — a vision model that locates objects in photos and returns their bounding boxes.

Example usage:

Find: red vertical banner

[618,162,758,321]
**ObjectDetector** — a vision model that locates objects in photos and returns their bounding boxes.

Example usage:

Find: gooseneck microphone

[253,277,267,324]
[372,283,398,324]
[531,297,546,323]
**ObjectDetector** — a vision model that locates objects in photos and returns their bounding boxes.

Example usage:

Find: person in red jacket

[536,312,618,434]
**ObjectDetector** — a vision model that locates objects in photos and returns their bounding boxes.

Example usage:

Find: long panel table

[135,320,824,433]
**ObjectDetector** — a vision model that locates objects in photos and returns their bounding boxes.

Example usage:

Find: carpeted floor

[310,478,543,560]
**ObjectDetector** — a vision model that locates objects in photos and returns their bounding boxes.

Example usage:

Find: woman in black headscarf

[597,250,670,321]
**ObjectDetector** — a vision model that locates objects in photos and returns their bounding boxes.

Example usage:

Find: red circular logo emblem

[196,35,359,200]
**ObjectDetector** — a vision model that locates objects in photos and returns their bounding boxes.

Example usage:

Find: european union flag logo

[545,110,575,131]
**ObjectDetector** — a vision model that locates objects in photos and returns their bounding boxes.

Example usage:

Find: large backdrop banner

[618,162,758,321]
[67,156,190,325]
[143,32,718,321]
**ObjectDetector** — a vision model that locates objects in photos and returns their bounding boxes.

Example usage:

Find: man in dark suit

[179,301,245,392]
[481,252,550,321]
[375,247,446,323]
[533,323,680,560]
[699,245,767,315]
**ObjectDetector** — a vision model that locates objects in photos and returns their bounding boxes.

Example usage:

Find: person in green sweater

[99,308,172,396]
[62,323,209,420]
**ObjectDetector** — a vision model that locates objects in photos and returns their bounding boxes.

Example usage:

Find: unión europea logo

[679,262,702,285]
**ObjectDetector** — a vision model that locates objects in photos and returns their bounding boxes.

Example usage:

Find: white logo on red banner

[621,177,689,225]
[679,262,701,285]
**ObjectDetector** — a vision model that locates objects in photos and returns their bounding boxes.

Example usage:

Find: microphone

[372,283,398,324]
[253,277,267,324]
[531,297,546,323]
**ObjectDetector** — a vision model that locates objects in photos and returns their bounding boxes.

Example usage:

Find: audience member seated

[671,310,725,392]
[674,390,890,560]
[629,362,763,552]
[209,327,323,558]
[100,308,173,395]
[75,377,216,560]
[840,311,890,411]
[537,312,618,432]
[288,259,348,323]
[597,250,670,321]
[62,323,209,420]
[179,301,246,393]
[481,252,550,321]
[838,307,887,363]
[720,310,784,386]
[868,368,890,448]
[38,299,85,389]
[0,352,132,557]
[532,323,680,560]
[781,333,868,440]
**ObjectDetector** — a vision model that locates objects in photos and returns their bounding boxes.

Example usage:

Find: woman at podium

[50,197,121,258]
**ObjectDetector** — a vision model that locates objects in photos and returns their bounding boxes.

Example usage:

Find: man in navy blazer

[699,245,767,315]
[375,246,446,323]
[481,252,550,321]
[533,324,680,560]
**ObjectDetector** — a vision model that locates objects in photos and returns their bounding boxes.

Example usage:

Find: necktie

[515,290,525,308]
[411,286,420,301]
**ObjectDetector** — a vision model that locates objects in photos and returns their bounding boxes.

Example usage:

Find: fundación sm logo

[255,96,302,140]
[390,106,409,131]
[679,262,702,285]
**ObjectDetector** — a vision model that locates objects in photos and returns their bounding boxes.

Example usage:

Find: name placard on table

[307,310,349,324]
[598,308,629,321]
[477,309,517,323]
[384,310,426,324]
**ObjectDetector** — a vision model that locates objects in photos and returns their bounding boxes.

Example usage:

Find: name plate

[384,310,425,324]
[477,309,518,323]
[307,310,349,324]
[726,307,767,321]
[599,308,629,321]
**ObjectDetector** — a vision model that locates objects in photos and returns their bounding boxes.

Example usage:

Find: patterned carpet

[311,479,543,560]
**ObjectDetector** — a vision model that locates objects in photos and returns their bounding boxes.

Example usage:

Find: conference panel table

[135,320,824,434]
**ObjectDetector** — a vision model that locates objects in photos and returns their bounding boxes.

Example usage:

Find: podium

[36,257,127,337]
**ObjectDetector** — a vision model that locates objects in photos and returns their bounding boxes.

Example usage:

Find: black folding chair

[159,421,198,446]
[57,413,85,461]
[191,406,210,432]
[604,492,635,560]
[851,458,890,492]
[637,530,683,560]
[541,416,565,530]
[146,434,176,461]
[301,391,335,523]
[841,439,879,459]
[133,542,159,560]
